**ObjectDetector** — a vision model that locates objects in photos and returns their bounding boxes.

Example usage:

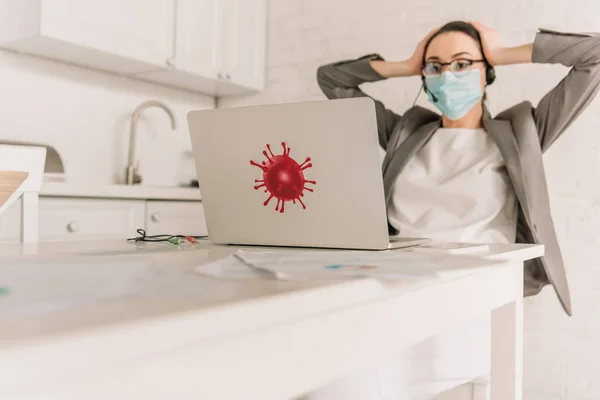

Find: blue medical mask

[424,69,483,120]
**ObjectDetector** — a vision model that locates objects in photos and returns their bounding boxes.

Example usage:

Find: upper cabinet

[0,0,266,96]
[138,0,266,96]
[220,0,266,91]
[172,0,222,81]
[0,0,175,74]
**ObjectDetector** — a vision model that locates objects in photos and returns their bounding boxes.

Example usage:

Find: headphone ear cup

[486,66,496,85]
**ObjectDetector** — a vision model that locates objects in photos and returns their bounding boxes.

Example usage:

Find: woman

[304,21,600,399]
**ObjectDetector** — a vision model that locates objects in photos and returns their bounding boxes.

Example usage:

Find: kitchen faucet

[125,100,177,185]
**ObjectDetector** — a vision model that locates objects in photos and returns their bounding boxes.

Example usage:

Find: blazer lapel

[482,107,531,214]
[382,119,440,205]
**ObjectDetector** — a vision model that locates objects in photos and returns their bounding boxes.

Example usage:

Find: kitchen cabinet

[145,201,208,236]
[0,197,145,242]
[0,197,207,243]
[0,0,175,75]
[220,0,266,91]
[38,198,146,241]
[136,0,266,96]
[158,0,222,82]
[0,0,266,96]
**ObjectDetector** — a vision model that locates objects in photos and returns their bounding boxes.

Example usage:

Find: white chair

[0,145,46,243]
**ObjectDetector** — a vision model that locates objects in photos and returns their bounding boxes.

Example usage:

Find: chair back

[0,145,47,242]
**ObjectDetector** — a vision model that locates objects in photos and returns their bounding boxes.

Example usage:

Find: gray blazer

[317,28,600,316]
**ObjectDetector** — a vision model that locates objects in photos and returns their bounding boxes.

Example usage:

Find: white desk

[0,239,543,400]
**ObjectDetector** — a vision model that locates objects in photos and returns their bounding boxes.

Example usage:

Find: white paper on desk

[195,255,264,280]
[233,249,497,281]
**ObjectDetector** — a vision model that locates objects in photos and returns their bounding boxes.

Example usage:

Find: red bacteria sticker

[250,142,316,213]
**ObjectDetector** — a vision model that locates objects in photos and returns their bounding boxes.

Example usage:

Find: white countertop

[0,239,542,345]
[40,182,202,201]
[0,239,543,399]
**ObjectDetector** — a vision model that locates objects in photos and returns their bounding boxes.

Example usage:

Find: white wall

[220,1,600,399]
[0,50,214,187]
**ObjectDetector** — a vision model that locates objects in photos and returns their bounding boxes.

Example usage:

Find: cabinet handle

[151,212,161,223]
[226,73,231,80]
[217,73,224,79]
[166,58,175,67]
[66,221,79,233]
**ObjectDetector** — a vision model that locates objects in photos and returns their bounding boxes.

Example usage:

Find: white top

[387,128,518,244]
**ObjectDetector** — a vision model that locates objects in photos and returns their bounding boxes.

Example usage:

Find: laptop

[186,97,429,250]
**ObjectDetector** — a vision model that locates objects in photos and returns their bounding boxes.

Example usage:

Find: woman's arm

[369,59,421,78]
[316,54,402,150]
[473,22,600,151]
[530,29,600,151]
[316,28,438,150]
[493,44,533,65]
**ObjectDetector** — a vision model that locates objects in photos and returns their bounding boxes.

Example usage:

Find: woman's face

[423,31,487,92]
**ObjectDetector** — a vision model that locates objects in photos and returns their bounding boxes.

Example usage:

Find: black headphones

[484,64,496,85]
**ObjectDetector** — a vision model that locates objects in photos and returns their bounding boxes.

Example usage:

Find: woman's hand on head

[406,27,440,74]
[370,28,439,79]
[470,21,504,66]
[471,20,533,66]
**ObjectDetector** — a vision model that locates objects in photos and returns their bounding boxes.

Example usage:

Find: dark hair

[422,21,496,86]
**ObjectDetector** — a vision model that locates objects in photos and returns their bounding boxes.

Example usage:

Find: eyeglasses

[422,59,485,76]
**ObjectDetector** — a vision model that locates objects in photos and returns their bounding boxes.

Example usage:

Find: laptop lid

[187,97,391,249]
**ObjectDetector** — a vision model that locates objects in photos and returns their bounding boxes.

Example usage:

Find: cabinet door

[41,0,175,68]
[0,197,146,242]
[220,0,266,91]
[146,201,208,236]
[39,198,146,241]
[173,0,221,79]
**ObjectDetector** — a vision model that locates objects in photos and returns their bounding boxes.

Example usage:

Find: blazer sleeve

[316,54,402,150]
[532,28,600,152]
